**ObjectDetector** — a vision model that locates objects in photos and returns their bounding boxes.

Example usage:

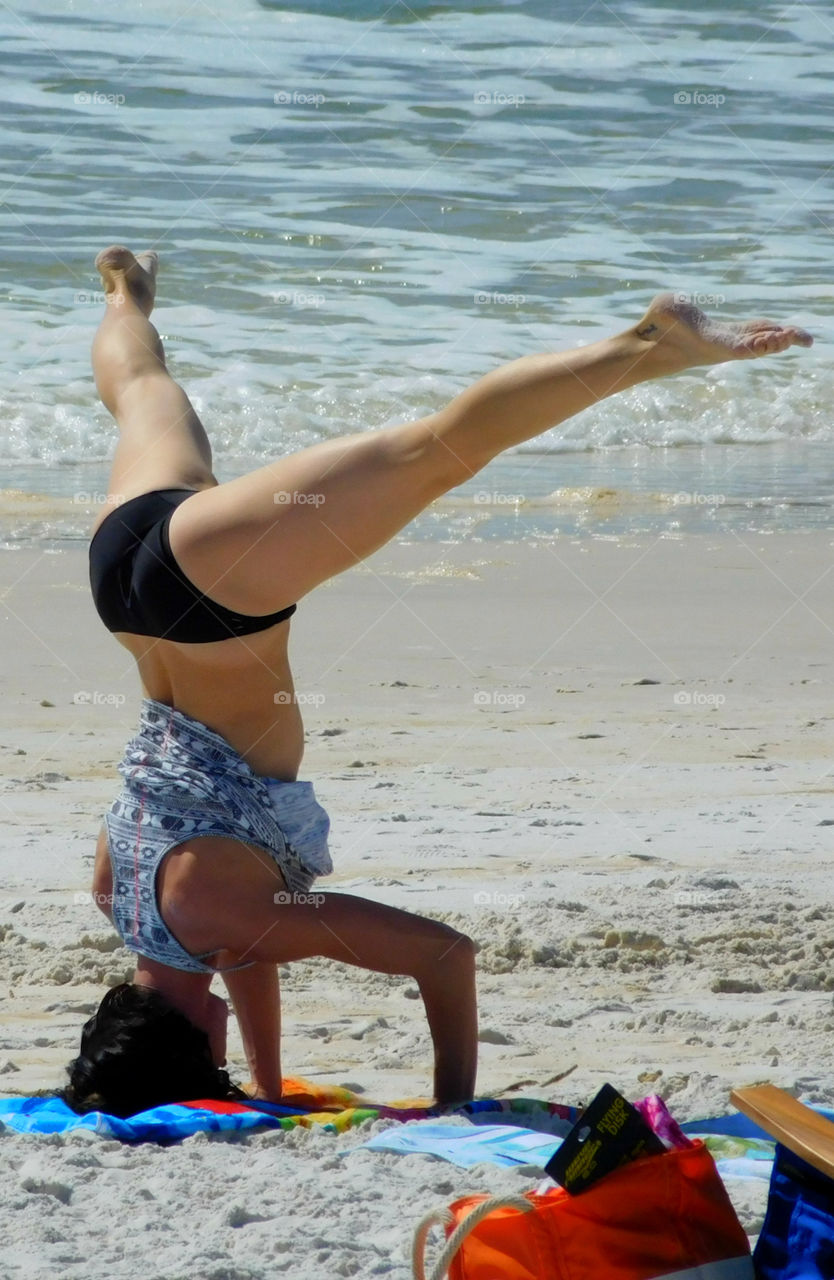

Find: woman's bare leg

[92,246,216,501]
[93,248,812,614]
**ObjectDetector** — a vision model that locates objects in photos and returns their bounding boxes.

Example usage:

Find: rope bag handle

[412,1194,534,1280]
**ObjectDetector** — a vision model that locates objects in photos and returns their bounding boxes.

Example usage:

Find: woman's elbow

[420,924,476,978]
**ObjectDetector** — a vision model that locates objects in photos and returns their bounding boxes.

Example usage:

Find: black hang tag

[545,1083,666,1194]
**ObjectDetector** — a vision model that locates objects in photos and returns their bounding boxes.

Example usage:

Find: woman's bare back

[114,625,304,779]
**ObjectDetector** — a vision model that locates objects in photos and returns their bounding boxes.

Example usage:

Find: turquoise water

[1,0,832,541]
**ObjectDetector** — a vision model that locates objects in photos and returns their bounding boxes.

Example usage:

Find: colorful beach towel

[0,1079,579,1143]
[2,1081,827,1183]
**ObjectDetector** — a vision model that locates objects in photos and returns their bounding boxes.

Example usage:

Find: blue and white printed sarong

[104,699,331,973]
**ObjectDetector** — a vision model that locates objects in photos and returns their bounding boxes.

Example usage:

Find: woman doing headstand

[65,246,811,1116]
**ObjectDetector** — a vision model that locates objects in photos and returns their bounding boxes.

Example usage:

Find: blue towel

[0,1096,283,1142]
[681,1108,834,1141]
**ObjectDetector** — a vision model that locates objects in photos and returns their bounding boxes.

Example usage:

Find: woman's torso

[91,499,305,781]
[114,628,305,781]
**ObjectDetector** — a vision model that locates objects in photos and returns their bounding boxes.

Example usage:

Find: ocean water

[1,0,832,544]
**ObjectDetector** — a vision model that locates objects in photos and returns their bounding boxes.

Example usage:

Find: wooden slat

[731,1084,834,1180]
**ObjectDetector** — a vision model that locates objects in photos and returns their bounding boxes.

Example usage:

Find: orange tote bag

[414,1140,753,1280]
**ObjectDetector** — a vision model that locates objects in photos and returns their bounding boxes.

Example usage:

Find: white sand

[2,532,833,1277]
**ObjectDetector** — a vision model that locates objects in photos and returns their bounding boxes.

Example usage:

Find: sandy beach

[1,529,833,1275]
[3,0,833,1270]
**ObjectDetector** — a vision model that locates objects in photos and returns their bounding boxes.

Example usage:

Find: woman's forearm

[232,892,480,1102]
[222,962,282,1098]
[417,935,478,1105]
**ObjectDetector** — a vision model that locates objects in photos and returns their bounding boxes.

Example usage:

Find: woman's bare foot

[95,245,158,318]
[632,292,813,375]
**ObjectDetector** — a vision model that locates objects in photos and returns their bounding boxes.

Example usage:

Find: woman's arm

[222,962,282,1100]
[223,892,478,1105]
[92,826,114,923]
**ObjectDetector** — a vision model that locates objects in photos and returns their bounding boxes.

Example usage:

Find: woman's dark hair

[62,983,246,1117]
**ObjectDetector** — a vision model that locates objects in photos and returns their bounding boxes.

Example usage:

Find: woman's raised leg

[93,247,216,502]
[95,250,811,615]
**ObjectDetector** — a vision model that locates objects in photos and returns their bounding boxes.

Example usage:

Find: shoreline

[4,435,834,547]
